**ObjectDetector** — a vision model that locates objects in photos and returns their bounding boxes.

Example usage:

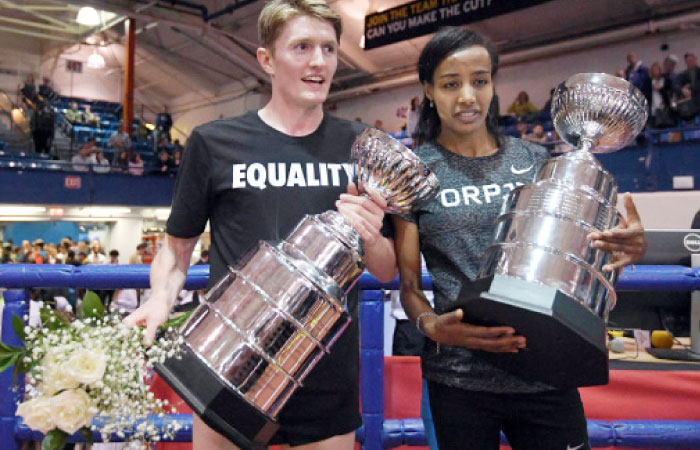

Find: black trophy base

[155,344,279,450]
[454,274,608,389]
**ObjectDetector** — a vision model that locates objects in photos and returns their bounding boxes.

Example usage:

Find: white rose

[39,363,80,395]
[52,389,94,434]
[16,396,55,434]
[65,348,107,384]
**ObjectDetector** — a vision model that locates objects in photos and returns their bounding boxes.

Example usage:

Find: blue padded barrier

[3,265,700,448]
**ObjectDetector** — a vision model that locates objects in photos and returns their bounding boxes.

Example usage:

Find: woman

[112,149,129,174]
[392,28,647,450]
[128,151,144,176]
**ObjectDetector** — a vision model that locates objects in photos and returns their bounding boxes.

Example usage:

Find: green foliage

[40,308,70,330]
[41,429,67,450]
[79,290,105,319]
[160,310,193,331]
[12,314,25,342]
[80,427,94,445]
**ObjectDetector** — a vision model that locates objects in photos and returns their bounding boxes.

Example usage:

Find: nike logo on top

[566,443,585,450]
[510,164,534,175]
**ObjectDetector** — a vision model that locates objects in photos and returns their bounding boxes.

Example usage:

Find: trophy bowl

[156,128,440,450]
[456,73,647,389]
[352,128,440,214]
[552,73,648,153]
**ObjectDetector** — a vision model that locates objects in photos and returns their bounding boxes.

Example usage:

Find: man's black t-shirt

[168,110,365,292]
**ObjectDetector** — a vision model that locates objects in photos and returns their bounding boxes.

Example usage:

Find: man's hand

[123,298,172,346]
[589,193,647,272]
[336,182,388,249]
[422,309,526,353]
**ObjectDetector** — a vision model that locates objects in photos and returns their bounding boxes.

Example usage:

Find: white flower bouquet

[0,291,189,450]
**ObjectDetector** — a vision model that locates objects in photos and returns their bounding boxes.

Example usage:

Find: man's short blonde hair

[258,0,342,50]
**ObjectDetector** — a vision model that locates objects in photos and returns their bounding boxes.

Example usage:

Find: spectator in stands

[407,96,421,136]
[674,52,700,122]
[86,240,106,264]
[515,120,528,138]
[30,99,55,155]
[64,101,83,125]
[154,149,174,175]
[540,88,555,121]
[112,149,129,174]
[650,62,676,128]
[156,136,170,155]
[83,104,100,127]
[71,138,98,171]
[172,149,182,168]
[20,74,37,109]
[692,209,700,229]
[172,138,184,154]
[155,105,173,142]
[93,149,111,173]
[129,242,147,264]
[373,119,385,131]
[507,91,538,120]
[195,249,209,265]
[108,125,132,152]
[38,77,58,103]
[128,151,144,176]
[523,123,550,144]
[625,52,652,106]
[65,250,80,266]
[663,54,679,87]
[108,249,120,264]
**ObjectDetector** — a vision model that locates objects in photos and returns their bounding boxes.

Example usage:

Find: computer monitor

[637,229,700,266]
[613,229,700,361]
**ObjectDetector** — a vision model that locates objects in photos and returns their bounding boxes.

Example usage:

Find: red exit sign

[64,176,81,189]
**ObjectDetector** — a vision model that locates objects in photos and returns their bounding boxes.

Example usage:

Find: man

[108,125,132,153]
[675,52,700,121]
[128,242,147,265]
[85,240,106,264]
[625,52,652,106]
[107,249,119,264]
[30,100,55,155]
[155,106,173,142]
[124,1,397,449]
[194,249,208,265]
[71,139,98,171]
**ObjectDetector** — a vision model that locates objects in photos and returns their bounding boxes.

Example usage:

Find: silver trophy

[156,128,439,450]
[457,73,648,388]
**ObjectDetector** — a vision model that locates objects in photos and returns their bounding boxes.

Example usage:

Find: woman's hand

[589,193,647,272]
[336,182,388,249]
[421,309,526,353]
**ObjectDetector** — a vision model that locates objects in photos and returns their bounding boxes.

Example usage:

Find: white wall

[0,33,42,97]
[169,81,264,143]
[39,44,123,103]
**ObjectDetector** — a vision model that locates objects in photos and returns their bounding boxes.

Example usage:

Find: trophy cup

[155,129,440,450]
[456,73,648,388]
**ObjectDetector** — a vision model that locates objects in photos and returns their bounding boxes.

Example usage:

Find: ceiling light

[87,49,106,69]
[77,7,101,26]
[80,207,131,216]
[0,206,47,215]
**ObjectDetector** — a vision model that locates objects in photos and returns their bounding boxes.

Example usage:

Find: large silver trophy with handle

[457,73,648,388]
[156,129,439,450]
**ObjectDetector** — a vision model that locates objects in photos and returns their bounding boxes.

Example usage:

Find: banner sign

[364,0,554,50]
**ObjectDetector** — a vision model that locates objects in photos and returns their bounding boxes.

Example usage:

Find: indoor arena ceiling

[2,0,700,103]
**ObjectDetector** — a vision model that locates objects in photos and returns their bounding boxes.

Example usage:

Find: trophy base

[454,274,608,389]
[155,345,279,450]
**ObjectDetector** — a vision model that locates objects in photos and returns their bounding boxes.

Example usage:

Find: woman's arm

[392,216,525,353]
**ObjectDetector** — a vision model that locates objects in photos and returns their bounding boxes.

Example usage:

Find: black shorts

[267,319,362,446]
[428,381,590,450]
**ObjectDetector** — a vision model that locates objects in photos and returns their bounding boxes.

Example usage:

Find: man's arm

[123,233,199,344]
[336,183,397,283]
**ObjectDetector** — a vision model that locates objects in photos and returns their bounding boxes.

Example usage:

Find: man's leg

[193,414,241,450]
[194,415,354,450]
[281,431,354,450]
